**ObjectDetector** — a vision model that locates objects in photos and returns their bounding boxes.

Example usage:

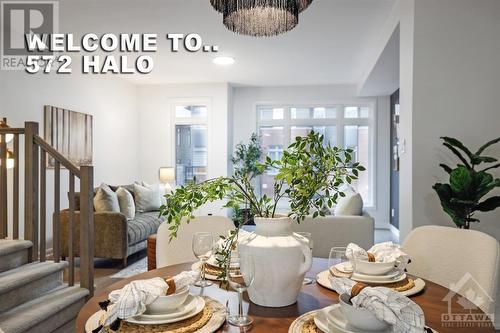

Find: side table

[147,233,157,271]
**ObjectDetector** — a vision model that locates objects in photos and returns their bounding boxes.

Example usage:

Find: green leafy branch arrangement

[159,131,365,274]
[433,136,500,229]
[231,133,263,226]
[231,133,264,180]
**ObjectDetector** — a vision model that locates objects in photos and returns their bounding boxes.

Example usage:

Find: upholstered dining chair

[156,216,234,268]
[402,225,500,315]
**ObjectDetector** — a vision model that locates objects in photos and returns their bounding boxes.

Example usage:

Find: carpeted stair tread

[0,240,32,256]
[0,240,32,273]
[0,285,89,333]
[0,261,67,295]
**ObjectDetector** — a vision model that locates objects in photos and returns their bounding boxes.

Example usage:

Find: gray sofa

[59,184,165,266]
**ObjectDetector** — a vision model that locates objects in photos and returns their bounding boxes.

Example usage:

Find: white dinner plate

[139,294,198,320]
[351,270,400,280]
[332,263,405,284]
[288,305,438,333]
[352,272,407,284]
[313,305,334,332]
[319,304,392,333]
[316,270,426,297]
[335,262,354,273]
[126,296,205,325]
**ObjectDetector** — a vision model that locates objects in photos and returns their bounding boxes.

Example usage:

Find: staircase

[0,120,94,333]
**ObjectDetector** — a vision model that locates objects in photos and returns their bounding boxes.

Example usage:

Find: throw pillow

[116,187,136,220]
[94,183,120,213]
[142,181,171,205]
[134,182,162,212]
[334,191,363,216]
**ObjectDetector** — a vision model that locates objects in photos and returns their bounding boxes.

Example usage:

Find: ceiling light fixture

[210,0,313,13]
[210,0,313,37]
[213,56,236,66]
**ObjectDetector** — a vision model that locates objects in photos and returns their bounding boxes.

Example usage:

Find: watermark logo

[441,272,494,329]
[1,0,58,70]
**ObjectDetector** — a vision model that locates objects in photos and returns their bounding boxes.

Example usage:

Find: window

[175,105,207,118]
[257,105,374,206]
[174,104,209,186]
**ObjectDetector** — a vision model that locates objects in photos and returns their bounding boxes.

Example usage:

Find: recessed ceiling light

[213,56,235,66]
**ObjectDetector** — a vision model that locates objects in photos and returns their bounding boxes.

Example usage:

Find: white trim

[169,98,212,184]
[390,224,400,239]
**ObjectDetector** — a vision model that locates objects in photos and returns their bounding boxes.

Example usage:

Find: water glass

[328,247,354,277]
[192,232,214,287]
[296,232,314,284]
[226,252,255,327]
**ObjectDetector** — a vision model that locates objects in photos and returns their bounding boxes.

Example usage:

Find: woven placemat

[99,297,225,333]
[300,317,322,333]
[366,277,416,292]
[204,263,223,277]
[329,267,416,293]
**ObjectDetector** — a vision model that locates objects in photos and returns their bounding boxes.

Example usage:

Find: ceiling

[61,0,396,86]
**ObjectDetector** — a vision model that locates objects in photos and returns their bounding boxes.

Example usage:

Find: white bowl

[146,286,190,314]
[355,260,396,276]
[337,293,390,331]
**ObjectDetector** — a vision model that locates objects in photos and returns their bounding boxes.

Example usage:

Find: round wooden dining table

[77,258,495,333]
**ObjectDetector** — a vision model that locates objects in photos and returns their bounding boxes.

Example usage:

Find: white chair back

[290,214,374,258]
[156,216,234,268]
[402,225,499,314]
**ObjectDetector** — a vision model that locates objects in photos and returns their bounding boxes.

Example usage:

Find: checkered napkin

[96,271,199,331]
[346,242,411,270]
[329,277,426,333]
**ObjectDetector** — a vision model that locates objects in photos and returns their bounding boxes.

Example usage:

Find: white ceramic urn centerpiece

[239,216,312,307]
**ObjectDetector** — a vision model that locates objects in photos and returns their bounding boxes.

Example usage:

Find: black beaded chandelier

[210,0,313,37]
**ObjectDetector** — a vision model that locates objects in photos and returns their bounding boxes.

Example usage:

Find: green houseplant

[160,131,364,238]
[159,131,365,306]
[433,136,500,229]
[230,133,263,226]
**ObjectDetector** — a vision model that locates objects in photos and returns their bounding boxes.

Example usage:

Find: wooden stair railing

[0,121,94,296]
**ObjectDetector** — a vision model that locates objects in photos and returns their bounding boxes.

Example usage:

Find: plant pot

[238,216,312,307]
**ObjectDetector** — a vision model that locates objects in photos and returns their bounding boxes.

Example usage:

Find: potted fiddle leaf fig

[433,136,500,229]
[159,131,364,307]
[231,133,263,226]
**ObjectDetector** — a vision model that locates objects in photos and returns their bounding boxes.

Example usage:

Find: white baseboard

[389,224,400,239]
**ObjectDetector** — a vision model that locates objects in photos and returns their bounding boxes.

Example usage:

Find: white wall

[137,83,231,215]
[412,1,500,325]
[411,0,500,239]
[0,71,140,246]
[232,85,391,228]
[361,0,500,325]
[358,0,415,239]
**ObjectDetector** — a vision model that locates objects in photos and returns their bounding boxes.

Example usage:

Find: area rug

[111,257,147,278]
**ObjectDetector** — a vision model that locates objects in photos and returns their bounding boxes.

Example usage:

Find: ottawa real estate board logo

[1,0,58,70]
[441,272,495,329]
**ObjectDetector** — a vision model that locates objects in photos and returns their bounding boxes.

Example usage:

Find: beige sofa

[59,184,164,266]
[291,213,374,258]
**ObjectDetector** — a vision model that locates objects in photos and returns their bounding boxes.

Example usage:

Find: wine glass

[226,251,255,327]
[328,247,354,278]
[192,232,214,287]
[296,232,314,284]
